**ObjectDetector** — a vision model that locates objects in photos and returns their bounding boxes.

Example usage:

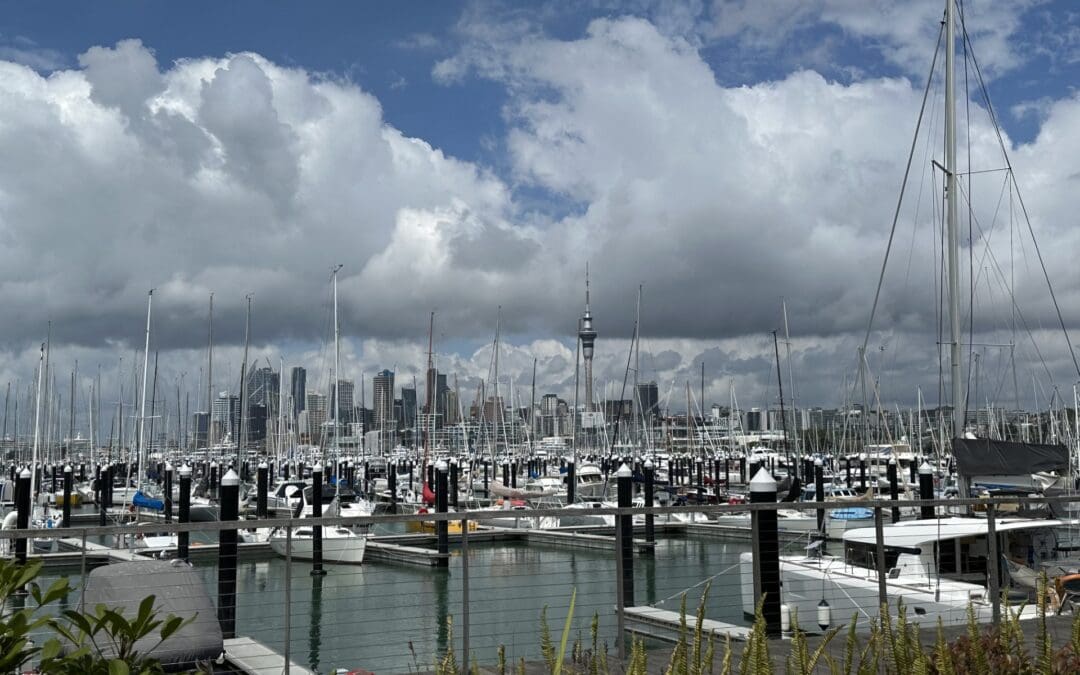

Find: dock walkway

[223,636,314,675]
[623,605,752,643]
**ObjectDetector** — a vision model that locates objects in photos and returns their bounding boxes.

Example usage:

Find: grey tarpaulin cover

[952,437,1068,476]
[77,559,223,671]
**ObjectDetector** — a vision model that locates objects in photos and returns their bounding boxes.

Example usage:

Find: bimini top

[843,517,1062,549]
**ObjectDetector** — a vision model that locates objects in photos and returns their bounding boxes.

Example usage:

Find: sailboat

[267,489,366,564]
[265,267,368,563]
[739,0,1072,626]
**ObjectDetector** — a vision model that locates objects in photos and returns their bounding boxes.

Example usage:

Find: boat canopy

[843,517,1062,549]
[953,438,1068,476]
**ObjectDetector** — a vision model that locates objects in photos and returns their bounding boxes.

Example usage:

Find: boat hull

[269,530,366,564]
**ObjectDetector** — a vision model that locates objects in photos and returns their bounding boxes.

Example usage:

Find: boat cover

[133,490,165,511]
[952,438,1068,476]
[76,560,223,671]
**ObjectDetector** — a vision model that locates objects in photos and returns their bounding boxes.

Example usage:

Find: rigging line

[953,176,1056,383]
[860,20,945,359]
[959,12,1080,381]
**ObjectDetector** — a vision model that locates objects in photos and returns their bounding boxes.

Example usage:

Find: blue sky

[5,1,1077,158]
[0,0,1079,409]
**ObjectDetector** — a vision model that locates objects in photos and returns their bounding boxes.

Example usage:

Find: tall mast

[945,0,964,441]
[137,289,153,494]
[332,266,342,458]
[493,307,501,456]
[529,358,536,448]
[30,343,44,502]
[425,310,434,461]
[782,299,796,462]
[239,294,252,465]
[633,285,641,446]
[207,293,214,450]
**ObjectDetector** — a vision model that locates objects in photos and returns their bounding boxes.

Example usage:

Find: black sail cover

[952,437,1069,476]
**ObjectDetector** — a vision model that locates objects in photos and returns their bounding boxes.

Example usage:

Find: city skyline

[0,2,1079,414]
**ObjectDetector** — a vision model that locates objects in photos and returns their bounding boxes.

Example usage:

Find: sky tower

[579,264,597,413]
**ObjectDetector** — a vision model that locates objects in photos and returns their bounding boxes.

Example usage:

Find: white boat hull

[269,528,366,564]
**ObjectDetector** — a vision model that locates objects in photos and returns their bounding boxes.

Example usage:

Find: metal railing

[0,493,1076,672]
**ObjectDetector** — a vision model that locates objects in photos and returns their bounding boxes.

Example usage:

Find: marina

[0,0,1079,673]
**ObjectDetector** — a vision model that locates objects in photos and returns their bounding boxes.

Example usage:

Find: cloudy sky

[0,0,1079,428]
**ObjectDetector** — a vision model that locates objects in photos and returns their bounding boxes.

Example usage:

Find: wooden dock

[224,636,314,675]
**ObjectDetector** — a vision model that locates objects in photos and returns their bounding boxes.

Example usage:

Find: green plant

[434,615,458,675]
[0,559,71,673]
[41,594,192,675]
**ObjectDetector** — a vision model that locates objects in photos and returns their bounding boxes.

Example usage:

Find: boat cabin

[841,517,1061,584]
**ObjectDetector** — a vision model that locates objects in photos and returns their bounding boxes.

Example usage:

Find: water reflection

[309,574,323,672]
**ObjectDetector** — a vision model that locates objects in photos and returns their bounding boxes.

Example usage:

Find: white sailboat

[266,478,366,564]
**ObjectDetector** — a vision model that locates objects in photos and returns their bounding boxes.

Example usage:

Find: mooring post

[62,464,73,528]
[256,461,268,519]
[750,467,781,638]
[178,464,191,560]
[887,458,900,523]
[209,461,218,500]
[103,463,113,510]
[388,467,397,513]
[449,458,459,509]
[919,461,935,519]
[643,458,655,550]
[858,454,867,493]
[436,459,449,567]
[163,463,173,524]
[987,503,1000,623]
[814,458,825,537]
[311,463,325,576]
[218,469,240,639]
[617,463,634,608]
[566,457,576,505]
[97,465,106,527]
[15,467,30,564]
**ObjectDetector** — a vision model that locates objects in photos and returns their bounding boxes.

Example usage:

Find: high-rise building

[401,385,417,434]
[248,404,267,443]
[291,367,306,417]
[330,379,355,426]
[445,389,460,425]
[305,392,327,445]
[634,381,659,425]
[191,412,209,448]
[212,392,240,443]
[373,370,395,450]
[247,367,279,407]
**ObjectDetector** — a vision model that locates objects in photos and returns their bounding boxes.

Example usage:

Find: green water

[37,510,759,673]
[190,534,753,673]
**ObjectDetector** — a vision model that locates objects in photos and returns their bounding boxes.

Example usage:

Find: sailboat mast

[332,266,342,458]
[238,294,252,465]
[30,344,44,502]
[207,293,214,450]
[137,289,153,494]
[945,0,964,441]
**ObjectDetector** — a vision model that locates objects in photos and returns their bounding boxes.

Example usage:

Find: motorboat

[739,517,1061,627]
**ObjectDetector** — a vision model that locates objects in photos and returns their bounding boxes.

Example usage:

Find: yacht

[739,517,1061,627]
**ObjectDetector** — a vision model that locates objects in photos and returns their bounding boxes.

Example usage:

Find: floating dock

[223,636,314,675]
[623,605,752,643]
